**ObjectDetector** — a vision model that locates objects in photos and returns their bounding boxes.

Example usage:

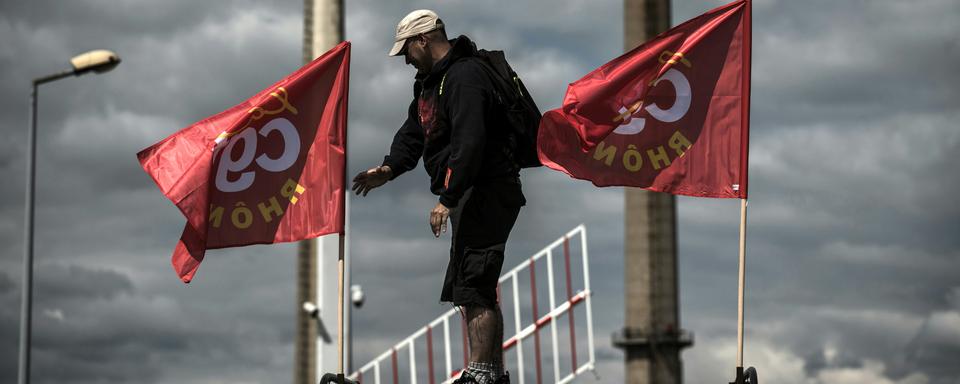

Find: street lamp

[19,49,121,384]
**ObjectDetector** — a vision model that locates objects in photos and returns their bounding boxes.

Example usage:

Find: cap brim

[388,39,406,56]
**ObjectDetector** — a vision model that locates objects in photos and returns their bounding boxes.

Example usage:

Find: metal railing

[349,225,594,384]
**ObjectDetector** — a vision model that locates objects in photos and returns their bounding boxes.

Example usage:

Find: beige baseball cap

[388,9,444,56]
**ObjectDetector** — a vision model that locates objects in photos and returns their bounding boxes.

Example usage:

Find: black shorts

[440,177,525,309]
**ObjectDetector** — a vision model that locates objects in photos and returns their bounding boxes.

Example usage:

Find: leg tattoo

[465,305,504,364]
[464,305,506,383]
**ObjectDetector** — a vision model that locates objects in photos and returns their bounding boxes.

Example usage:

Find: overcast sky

[1,0,958,383]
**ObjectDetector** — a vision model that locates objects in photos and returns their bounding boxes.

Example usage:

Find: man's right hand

[352,165,393,196]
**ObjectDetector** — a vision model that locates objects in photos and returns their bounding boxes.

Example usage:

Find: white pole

[408,339,417,384]
[579,225,595,367]
[512,273,525,384]
[546,250,561,383]
[443,316,452,378]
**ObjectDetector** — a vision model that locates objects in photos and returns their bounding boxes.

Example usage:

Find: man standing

[352,9,524,384]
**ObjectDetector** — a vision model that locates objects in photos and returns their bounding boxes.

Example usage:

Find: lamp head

[70,50,121,75]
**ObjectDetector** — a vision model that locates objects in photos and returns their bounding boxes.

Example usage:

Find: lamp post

[19,49,121,384]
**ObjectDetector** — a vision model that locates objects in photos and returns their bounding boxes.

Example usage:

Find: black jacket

[382,35,519,208]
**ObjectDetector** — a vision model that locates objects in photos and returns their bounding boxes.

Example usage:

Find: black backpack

[470,50,544,168]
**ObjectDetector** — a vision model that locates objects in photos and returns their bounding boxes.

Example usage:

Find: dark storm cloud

[23,265,294,384]
[674,1,960,383]
[745,0,959,129]
[34,264,133,301]
[0,1,312,382]
[904,299,960,381]
[803,347,863,377]
[0,271,13,295]
[1,0,958,383]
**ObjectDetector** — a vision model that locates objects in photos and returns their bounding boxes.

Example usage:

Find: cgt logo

[613,51,692,135]
[213,87,302,193]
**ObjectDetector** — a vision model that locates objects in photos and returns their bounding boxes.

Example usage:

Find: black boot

[452,371,479,384]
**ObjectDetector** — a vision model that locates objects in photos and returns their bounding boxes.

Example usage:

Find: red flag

[138,42,350,283]
[537,0,750,198]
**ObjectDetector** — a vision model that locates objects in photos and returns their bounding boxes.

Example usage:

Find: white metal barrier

[350,225,595,384]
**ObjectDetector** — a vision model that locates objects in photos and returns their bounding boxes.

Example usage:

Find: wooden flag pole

[337,234,346,382]
[337,52,350,382]
[336,41,350,382]
[736,198,747,369]
[338,32,350,383]
[735,2,752,382]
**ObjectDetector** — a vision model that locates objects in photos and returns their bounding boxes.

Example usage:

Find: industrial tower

[613,1,694,383]
[295,1,346,384]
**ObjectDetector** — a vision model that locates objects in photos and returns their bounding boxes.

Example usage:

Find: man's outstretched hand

[352,165,393,196]
[429,202,450,238]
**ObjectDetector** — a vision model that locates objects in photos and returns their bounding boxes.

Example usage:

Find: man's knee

[464,305,499,320]
[454,247,504,309]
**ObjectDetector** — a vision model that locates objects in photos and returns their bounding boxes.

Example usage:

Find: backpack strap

[438,59,491,99]
[439,72,448,97]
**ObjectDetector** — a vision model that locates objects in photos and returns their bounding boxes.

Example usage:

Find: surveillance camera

[350,285,365,308]
[302,301,319,318]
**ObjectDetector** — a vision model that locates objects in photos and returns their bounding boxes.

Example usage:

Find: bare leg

[465,305,504,364]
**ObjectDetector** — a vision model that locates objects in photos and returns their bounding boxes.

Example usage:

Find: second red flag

[138,42,351,283]
[537,0,751,198]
